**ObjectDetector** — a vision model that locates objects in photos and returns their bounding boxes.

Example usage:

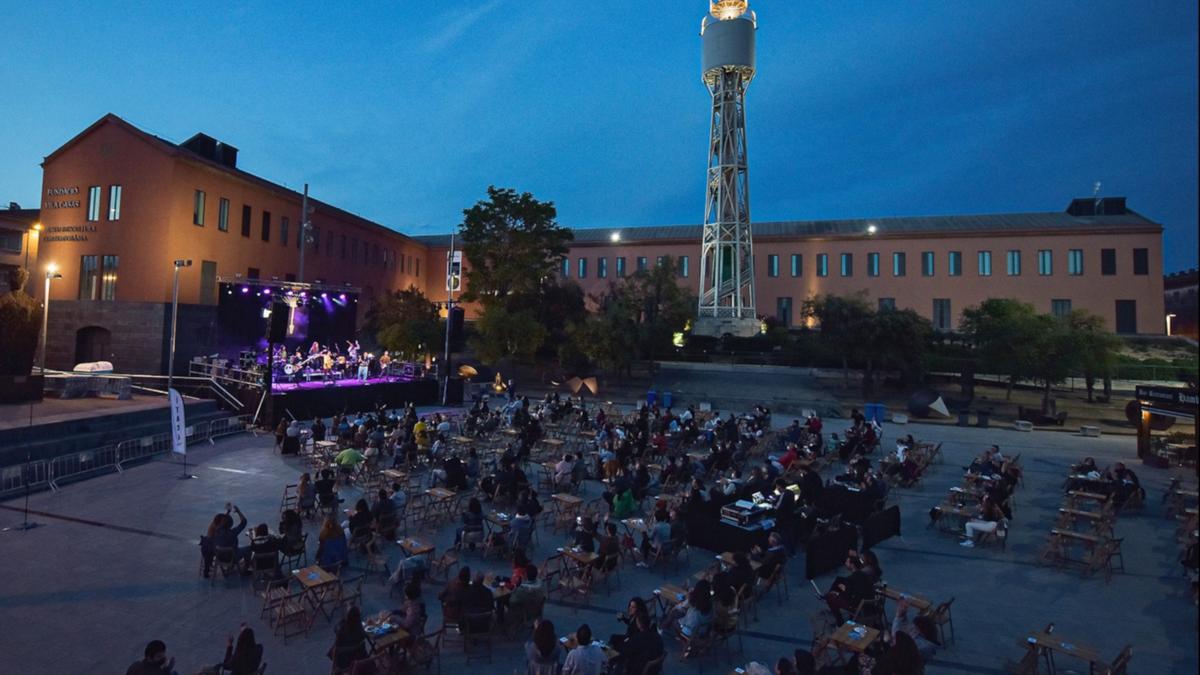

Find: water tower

[695,0,759,337]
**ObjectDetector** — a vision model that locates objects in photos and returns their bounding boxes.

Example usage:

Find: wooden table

[451,436,475,445]
[878,587,932,613]
[655,583,689,610]
[1066,491,1110,509]
[381,469,407,483]
[397,537,435,558]
[425,487,457,522]
[561,547,598,568]
[367,623,411,653]
[552,493,584,530]
[1025,630,1102,673]
[292,565,339,621]
[314,440,339,453]
[829,620,880,656]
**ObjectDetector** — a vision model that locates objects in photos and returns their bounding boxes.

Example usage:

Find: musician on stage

[347,340,360,363]
[379,351,392,374]
[309,340,322,356]
[357,352,371,382]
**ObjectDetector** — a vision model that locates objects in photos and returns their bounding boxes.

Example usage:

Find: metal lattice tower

[696,1,758,336]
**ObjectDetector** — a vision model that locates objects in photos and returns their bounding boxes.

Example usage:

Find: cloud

[416,0,505,54]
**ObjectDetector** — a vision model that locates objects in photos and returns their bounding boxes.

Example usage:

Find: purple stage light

[339,293,347,301]
[241,286,249,294]
[263,288,271,295]
[285,290,293,296]
[299,291,307,298]
[320,292,328,298]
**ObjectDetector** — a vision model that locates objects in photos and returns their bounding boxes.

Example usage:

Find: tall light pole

[167,259,193,392]
[39,263,62,374]
[297,184,312,282]
[442,233,460,405]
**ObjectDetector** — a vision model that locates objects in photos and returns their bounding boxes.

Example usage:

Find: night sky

[2,1,1196,271]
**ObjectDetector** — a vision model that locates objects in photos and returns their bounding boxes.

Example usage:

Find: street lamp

[1166,313,1177,336]
[39,263,62,374]
[167,259,193,392]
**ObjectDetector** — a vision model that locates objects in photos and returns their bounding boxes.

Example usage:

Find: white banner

[169,388,187,455]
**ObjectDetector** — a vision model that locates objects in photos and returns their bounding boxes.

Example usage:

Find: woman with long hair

[219,624,263,675]
[330,605,369,670]
[524,618,564,675]
[316,516,348,571]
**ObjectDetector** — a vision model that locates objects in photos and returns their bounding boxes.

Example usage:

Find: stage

[243,377,439,426]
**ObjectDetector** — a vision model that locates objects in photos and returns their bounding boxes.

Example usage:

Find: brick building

[25,114,1169,375]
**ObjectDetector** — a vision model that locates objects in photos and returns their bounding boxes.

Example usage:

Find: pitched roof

[43,114,420,246]
[412,207,1160,247]
[0,208,40,229]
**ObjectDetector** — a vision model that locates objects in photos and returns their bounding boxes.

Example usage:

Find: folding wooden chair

[273,586,313,643]
[461,611,495,663]
[929,597,956,645]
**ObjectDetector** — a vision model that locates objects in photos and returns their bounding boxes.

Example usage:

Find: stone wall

[46,301,166,374]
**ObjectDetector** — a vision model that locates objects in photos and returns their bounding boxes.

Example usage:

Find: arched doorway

[74,326,112,365]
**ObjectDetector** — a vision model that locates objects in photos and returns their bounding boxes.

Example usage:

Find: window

[1006,250,1021,276]
[776,297,793,327]
[1051,299,1072,318]
[866,252,879,277]
[1100,248,1116,275]
[261,211,271,242]
[100,255,118,300]
[199,261,217,305]
[948,251,962,276]
[79,255,98,299]
[1115,300,1137,333]
[218,198,229,232]
[247,267,260,279]
[656,256,666,268]
[87,186,102,221]
[341,234,347,260]
[240,205,252,237]
[840,253,853,277]
[816,254,828,277]
[878,297,896,311]
[637,257,647,272]
[351,238,359,262]
[1037,249,1052,276]
[0,230,20,253]
[1132,248,1149,275]
[312,227,320,252]
[790,254,802,277]
[921,251,935,276]
[977,251,992,276]
[1067,249,1083,275]
[767,254,779,277]
[616,257,627,277]
[932,298,952,331]
[578,257,587,278]
[192,190,205,226]
[561,258,569,277]
[280,217,289,246]
[415,258,419,276]
[679,256,689,278]
[107,185,122,220]
[327,231,334,257]
[597,257,608,278]
[892,252,906,277]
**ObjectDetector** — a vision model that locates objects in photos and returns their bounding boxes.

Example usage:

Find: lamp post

[167,259,193,392]
[1166,313,1177,337]
[39,263,62,374]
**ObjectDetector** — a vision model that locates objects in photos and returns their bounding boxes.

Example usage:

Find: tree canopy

[365,286,441,360]
[458,186,573,308]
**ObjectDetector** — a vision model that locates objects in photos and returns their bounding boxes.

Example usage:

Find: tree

[803,293,875,390]
[458,186,573,308]
[960,299,1043,400]
[625,256,694,363]
[365,286,442,360]
[866,308,933,396]
[0,267,40,376]
[1066,309,1122,402]
[1024,314,1080,413]
[469,305,546,365]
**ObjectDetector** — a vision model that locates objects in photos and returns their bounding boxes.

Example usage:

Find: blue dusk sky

[1,1,1196,271]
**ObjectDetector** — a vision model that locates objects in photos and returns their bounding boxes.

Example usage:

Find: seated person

[507,565,547,624]
[662,579,713,642]
[617,611,664,675]
[960,494,1004,548]
[438,567,473,625]
[334,446,366,479]
[316,517,349,571]
[750,532,787,583]
[389,582,428,636]
[821,552,875,623]
[314,470,341,508]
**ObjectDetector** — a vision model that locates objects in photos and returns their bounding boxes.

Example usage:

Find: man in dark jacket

[125,640,176,675]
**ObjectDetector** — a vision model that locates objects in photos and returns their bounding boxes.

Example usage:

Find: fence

[0,414,253,500]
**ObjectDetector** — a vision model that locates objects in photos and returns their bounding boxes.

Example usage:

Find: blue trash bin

[646,390,657,408]
[864,403,886,424]
[662,391,673,409]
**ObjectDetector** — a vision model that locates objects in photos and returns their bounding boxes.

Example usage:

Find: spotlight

[263,288,271,295]
[285,290,293,296]
[320,292,328,299]
[339,293,347,301]
[867,224,878,235]
[241,287,249,294]
[299,291,307,298]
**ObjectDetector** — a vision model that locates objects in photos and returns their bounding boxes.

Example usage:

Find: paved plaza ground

[0,409,1196,674]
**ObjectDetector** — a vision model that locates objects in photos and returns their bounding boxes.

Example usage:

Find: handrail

[0,414,253,499]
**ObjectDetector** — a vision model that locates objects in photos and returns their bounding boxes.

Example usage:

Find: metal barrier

[0,414,254,499]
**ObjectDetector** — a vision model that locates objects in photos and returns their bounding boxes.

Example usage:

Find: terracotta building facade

[30,114,1166,375]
